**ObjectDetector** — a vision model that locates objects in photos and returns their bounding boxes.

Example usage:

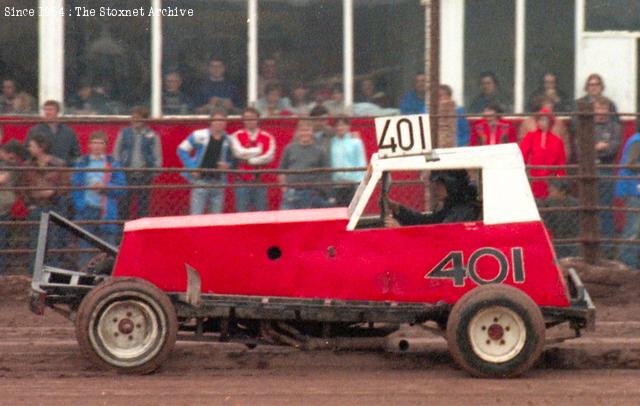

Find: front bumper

[542,267,596,332]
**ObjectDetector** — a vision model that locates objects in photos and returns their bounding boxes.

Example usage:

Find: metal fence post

[576,100,599,263]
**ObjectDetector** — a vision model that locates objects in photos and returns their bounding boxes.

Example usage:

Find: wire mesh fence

[1,164,639,274]
[1,109,639,274]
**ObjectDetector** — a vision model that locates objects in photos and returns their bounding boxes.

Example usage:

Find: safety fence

[1,108,640,274]
[1,163,640,275]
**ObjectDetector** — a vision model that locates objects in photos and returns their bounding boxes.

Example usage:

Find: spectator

[309,105,333,154]
[72,131,126,265]
[229,107,276,212]
[255,82,292,117]
[195,57,241,113]
[616,119,640,269]
[539,179,579,258]
[576,73,618,122]
[518,96,571,158]
[67,81,114,115]
[258,58,282,98]
[527,72,570,113]
[0,144,17,273]
[278,119,329,210]
[25,100,81,166]
[10,91,36,115]
[592,96,622,254]
[309,86,331,112]
[162,72,191,115]
[0,139,27,164]
[289,81,312,116]
[113,106,163,219]
[399,73,427,114]
[21,133,70,271]
[438,84,470,147]
[0,79,18,114]
[519,107,567,198]
[330,116,366,206]
[357,78,388,108]
[470,102,517,146]
[177,110,232,215]
[469,71,510,113]
[324,83,347,116]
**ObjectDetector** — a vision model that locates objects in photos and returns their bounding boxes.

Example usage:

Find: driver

[384,170,480,227]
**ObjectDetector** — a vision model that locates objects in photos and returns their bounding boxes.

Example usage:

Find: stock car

[30,115,594,378]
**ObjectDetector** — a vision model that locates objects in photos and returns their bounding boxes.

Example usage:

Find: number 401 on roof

[375,114,432,159]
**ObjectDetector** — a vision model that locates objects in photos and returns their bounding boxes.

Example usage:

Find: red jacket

[229,128,276,182]
[470,119,516,146]
[519,129,566,198]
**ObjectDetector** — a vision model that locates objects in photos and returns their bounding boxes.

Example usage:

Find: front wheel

[446,284,545,378]
[75,278,178,374]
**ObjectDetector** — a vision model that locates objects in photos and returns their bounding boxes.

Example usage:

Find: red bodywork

[113,208,570,307]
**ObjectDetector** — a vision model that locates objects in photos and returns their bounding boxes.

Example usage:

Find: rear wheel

[446,284,545,378]
[75,278,177,374]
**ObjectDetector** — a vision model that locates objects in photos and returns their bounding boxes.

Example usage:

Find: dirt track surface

[2,275,640,405]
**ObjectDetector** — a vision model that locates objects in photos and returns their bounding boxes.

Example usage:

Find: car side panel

[112,219,569,307]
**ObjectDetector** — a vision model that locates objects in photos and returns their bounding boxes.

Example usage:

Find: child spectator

[72,131,126,264]
[309,105,334,154]
[229,107,276,212]
[278,119,329,210]
[330,116,366,206]
[518,96,570,158]
[519,107,567,198]
[177,109,232,214]
[470,102,516,146]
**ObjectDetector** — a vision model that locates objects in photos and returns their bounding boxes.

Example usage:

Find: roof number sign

[375,114,432,158]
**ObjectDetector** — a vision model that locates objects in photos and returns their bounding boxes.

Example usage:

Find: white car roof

[347,143,540,230]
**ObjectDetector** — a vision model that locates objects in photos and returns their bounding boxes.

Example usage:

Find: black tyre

[75,277,178,374]
[446,284,545,378]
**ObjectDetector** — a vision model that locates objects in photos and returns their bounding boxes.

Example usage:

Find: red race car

[31,115,594,378]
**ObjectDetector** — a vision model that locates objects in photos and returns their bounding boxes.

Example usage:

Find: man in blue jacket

[177,109,232,214]
[72,131,126,265]
[615,120,640,269]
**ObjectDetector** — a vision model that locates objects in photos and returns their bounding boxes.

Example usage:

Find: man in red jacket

[229,107,276,212]
[470,102,516,146]
[519,107,566,198]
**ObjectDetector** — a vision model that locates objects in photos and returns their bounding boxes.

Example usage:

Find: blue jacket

[72,155,126,234]
[615,133,640,197]
[330,134,366,183]
[177,129,232,182]
[116,127,160,167]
